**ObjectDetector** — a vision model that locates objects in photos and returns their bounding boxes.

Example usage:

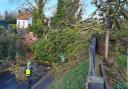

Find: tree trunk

[104,29,109,61]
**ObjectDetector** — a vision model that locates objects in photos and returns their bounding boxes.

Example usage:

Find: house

[16,12,32,29]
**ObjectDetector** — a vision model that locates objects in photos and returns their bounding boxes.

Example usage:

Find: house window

[18,21,20,25]
[23,21,25,28]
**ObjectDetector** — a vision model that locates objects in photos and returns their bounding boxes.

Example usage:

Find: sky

[0,0,96,19]
[0,0,19,14]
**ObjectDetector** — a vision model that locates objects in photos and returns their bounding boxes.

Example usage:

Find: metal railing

[86,38,105,89]
[88,38,96,76]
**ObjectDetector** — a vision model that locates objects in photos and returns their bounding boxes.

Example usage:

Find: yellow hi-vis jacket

[26,68,31,76]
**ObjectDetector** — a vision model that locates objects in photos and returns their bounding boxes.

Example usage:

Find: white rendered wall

[17,19,28,28]
[28,17,32,25]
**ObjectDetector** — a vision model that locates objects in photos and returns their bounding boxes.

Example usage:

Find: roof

[17,12,32,20]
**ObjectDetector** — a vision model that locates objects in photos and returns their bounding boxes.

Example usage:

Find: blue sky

[0,0,19,14]
[0,0,96,18]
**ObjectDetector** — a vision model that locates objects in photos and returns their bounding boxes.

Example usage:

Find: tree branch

[26,0,36,10]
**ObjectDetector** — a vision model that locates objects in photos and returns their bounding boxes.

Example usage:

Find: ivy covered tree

[51,0,81,29]
[64,0,81,23]
[51,0,65,29]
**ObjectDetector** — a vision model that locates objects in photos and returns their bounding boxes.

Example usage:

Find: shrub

[9,24,17,30]
[31,29,88,64]
[29,19,44,37]
[9,24,17,33]
[116,54,127,70]
[29,24,44,37]
[112,54,128,89]
[0,30,17,61]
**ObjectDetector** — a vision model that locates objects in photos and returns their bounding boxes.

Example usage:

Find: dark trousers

[27,75,32,89]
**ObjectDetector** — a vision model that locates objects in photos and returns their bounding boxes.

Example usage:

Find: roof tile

[17,12,32,20]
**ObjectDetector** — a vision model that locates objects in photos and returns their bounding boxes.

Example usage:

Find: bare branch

[43,0,49,8]
[26,0,36,10]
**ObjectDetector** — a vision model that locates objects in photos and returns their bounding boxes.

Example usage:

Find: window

[18,21,20,25]
[23,21,25,28]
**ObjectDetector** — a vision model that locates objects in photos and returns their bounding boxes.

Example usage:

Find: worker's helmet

[27,61,31,66]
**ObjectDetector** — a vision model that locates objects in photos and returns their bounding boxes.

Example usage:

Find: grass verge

[47,59,89,89]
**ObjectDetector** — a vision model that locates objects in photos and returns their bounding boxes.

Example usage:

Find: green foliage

[52,0,65,29]
[30,5,45,37]
[32,10,43,25]
[9,24,17,30]
[111,54,128,89]
[92,0,128,30]
[52,0,81,29]
[64,0,80,21]
[0,29,17,61]
[31,29,88,63]
[9,24,17,33]
[29,19,44,37]
[47,59,89,89]
[113,82,128,89]
[110,30,128,39]
[0,27,5,34]
[31,39,52,62]
[109,30,128,53]
[116,54,127,69]
[31,7,44,35]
